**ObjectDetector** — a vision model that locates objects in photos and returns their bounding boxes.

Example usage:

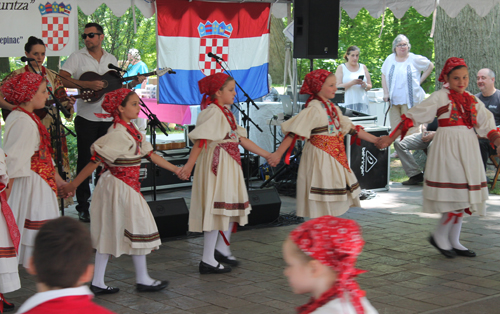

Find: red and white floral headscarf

[1,72,44,106]
[95,88,133,121]
[438,57,467,83]
[198,73,230,110]
[300,69,332,107]
[290,215,367,314]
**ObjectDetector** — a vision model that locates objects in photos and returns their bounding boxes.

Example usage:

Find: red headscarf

[198,73,230,110]
[290,216,367,314]
[438,57,467,83]
[300,69,332,107]
[95,88,133,122]
[1,72,44,106]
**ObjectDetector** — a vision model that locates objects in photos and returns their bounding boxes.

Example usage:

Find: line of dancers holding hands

[1,56,500,313]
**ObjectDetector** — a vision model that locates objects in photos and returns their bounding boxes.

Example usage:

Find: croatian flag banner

[156,0,270,105]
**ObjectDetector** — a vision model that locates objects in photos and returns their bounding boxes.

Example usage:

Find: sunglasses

[81,32,102,40]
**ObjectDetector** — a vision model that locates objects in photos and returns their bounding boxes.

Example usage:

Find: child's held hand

[177,167,191,181]
[267,152,281,167]
[58,182,76,199]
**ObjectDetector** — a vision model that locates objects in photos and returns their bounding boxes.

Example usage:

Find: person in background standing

[335,46,372,114]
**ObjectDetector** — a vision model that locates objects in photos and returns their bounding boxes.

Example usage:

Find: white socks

[92,252,110,288]
[202,230,225,268]
[433,213,454,250]
[433,210,468,250]
[132,255,155,286]
[216,222,235,260]
[449,210,468,250]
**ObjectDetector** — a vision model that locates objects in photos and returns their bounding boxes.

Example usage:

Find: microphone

[207,52,223,61]
[108,63,126,72]
[21,56,35,62]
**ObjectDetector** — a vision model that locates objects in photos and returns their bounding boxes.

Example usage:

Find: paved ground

[6,182,500,314]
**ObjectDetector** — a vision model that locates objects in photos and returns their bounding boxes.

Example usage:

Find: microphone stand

[211,57,263,188]
[27,61,75,216]
[138,98,170,201]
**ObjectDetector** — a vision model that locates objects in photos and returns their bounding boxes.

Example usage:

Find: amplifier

[345,125,390,191]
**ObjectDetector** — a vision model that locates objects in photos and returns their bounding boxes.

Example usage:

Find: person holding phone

[335,46,372,114]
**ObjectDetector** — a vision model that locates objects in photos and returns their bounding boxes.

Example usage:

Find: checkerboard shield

[41,16,70,51]
[199,37,229,76]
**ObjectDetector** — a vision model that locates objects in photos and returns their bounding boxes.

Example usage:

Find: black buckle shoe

[429,236,456,258]
[215,250,240,267]
[136,280,169,292]
[199,261,232,274]
[78,211,90,223]
[402,173,424,185]
[453,248,476,257]
[90,285,120,295]
[2,298,15,312]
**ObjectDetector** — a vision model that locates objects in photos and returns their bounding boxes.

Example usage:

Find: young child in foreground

[283,215,379,314]
[16,217,116,314]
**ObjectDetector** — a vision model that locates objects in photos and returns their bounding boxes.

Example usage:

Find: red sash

[31,151,57,194]
[108,165,141,194]
[0,188,20,254]
[309,134,350,171]
[438,118,468,127]
[212,142,241,176]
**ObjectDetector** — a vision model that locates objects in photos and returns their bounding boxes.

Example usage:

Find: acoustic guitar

[78,68,170,103]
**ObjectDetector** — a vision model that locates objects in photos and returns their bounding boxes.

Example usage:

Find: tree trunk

[269,16,286,87]
[46,56,60,72]
[0,57,10,78]
[435,5,500,94]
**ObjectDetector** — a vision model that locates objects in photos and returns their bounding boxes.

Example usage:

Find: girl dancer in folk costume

[0,37,75,208]
[60,89,181,294]
[283,216,378,314]
[180,73,274,274]
[268,70,380,218]
[0,149,21,313]
[378,58,500,258]
[2,72,68,268]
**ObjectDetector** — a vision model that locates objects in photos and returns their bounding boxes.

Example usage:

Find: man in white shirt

[60,23,144,222]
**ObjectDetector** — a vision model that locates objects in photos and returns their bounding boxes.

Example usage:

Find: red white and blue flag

[157,0,270,105]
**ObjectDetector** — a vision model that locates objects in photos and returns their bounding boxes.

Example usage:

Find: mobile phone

[358,75,364,80]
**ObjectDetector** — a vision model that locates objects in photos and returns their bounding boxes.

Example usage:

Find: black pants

[74,116,113,213]
[479,138,496,171]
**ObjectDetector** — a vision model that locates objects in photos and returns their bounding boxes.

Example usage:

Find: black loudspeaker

[293,0,340,59]
[247,188,282,226]
[148,198,189,238]
[184,124,196,148]
[346,128,390,191]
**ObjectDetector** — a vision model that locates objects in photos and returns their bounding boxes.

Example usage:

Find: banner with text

[0,1,78,57]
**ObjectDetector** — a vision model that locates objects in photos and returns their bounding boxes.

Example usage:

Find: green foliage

[77,5,156,71]
[295,8,435,92]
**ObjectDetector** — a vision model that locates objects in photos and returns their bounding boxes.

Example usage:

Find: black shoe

[402,173,424,185]
[136,280,169,292]
[453,248,476,257]
[2,299,15,312]
[215,250,240,267]
[90,285,120,295]
[78,211,90,223]
[429,236,456,258]
[199,261,232,274]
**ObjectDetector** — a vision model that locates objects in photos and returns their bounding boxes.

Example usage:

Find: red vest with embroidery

[309,134,351,172]
[31,151,57,194]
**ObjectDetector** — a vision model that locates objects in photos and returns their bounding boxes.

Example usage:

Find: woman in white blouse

[335,46,372,114]
[381,34,434,131]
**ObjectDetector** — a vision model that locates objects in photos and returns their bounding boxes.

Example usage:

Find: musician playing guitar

[59,22,145,223]
[0,36,77,210]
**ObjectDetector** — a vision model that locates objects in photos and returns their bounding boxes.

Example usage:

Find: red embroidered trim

[145,151,154,161]
[447,89,477,128]
[487,128,500,147]
[16,106,53,157]
[0,191,20,253]
[213,201,250,210]
[124,229,160,243]
[0,247,16,258]
[309,134,350,172]
[24,219,50,230]
[212,142,241,176]
[425,180,488,191]
[90,152,103,163]
[438,118,468,127]
[108,165,142,194]
[350,125,365,146]
[437,105,449,117]
[214,99,237,131]
[31,152,57,194]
